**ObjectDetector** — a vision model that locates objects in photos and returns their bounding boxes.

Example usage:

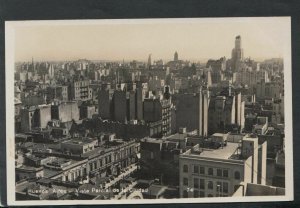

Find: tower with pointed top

[174,51,178,62]
[147,54,152,69]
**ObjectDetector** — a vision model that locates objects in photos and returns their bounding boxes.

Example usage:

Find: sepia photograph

[5,17,293,205]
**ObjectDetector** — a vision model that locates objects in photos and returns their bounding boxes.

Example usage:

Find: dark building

[127,90,136,121]
[175,88,209,136]
[143,88,172,137]
[98,89,111,119]
[136,87,144,120]
[140,138,181,186]
[231,35,244,71]
[144,98,162,123]
[113,90,127,122]
[174,51,179,62]
[162,86,172,136]
[206,57,226,71]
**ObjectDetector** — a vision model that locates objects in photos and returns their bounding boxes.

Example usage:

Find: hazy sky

[12,17,290,62]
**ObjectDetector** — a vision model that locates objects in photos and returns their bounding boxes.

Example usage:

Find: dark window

[208,168,213,175]
[89,163,93,171]
[208,194,213,197]
[194,165,199,174]
[183,165,188,173]
[183,190,188,198]
[200,191,205,197]
[217,169,222,177]
[223,169,228,178]
[223,182,229,193]
[200,166,205,174]
[183,177,188,186]
[208,181,213,189]
[199,179,205,189]
[194,178,199,189]
[234,171,241,180]
[194,190,199,198]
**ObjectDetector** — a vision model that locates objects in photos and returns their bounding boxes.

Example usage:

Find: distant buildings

[69,79,93,101]
[208,89,245,135]
[174,88,209,136]
[14,35,286,200]
[20,104,52,132]
[51,101,80,123]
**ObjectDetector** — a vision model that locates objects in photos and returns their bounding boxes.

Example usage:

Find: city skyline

[13,17,289,62]
[7,17,292,204]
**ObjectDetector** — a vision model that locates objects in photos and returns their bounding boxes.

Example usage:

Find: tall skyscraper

[135,87,144,120]
[174,51,178,61]
[162,86,172,136]
[147,54,152,69]
[127,90,136,121]
[98,88,112,119]
[231,35,244,72]
[113,90,127,122]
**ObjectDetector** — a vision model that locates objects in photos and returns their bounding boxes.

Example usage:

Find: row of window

[183,164,241,180]
[182,177,229,193]
[89,146,136,171]
[89,155,112,171]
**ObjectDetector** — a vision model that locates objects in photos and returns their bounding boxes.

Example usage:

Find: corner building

[179,134,266,198]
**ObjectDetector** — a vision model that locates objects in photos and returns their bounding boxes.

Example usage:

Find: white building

[179,134,267,198]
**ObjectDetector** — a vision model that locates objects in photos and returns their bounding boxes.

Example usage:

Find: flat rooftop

[165,133,187,141]
[184,142,240,160]
[141,138,163,144]
[62,137,97,145]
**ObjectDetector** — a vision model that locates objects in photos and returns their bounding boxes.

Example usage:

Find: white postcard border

[5,17,293,205]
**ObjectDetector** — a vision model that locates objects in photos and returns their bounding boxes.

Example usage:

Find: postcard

[5,17,293,205]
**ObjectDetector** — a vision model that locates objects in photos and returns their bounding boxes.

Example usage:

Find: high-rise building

[235,92,241,127]
[208,90,245,134]
[147,54,152,69]
[69,79,93,101]
[48,64,55,78]
[20,104,52,132]
[231,35,244,72]
[174,51,179,62]
[143,88,172,137]
[51,101,80,123]
[98,88,113,119]
[127,90,136,121]
[175,88,209,136]
[208,95,235,135]
[162,86,172,136]
[135,87,144,120]
[113,90,127,122]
